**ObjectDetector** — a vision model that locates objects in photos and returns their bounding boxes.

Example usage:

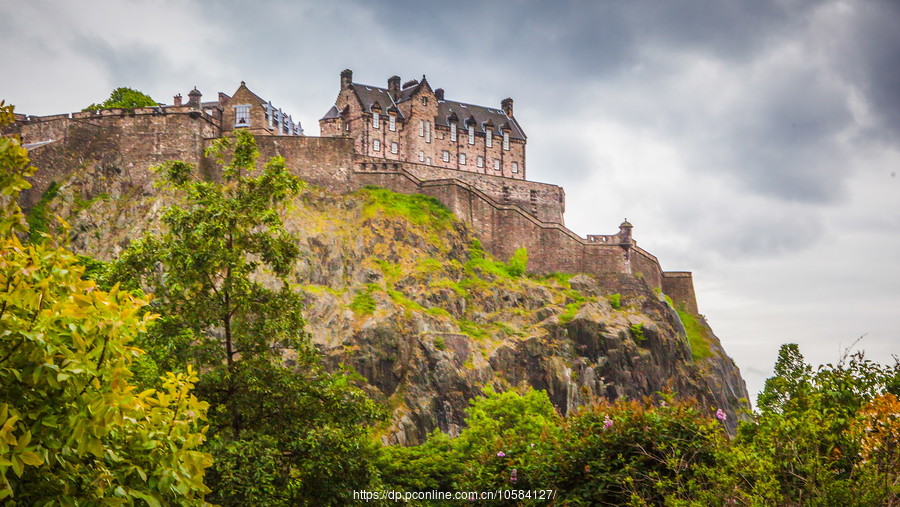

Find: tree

[107,129,384,505]
[0,102,211,504]
[83,87,158,111]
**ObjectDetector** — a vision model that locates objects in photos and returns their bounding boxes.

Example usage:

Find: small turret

[187,87,202,109]
[619,219,633,244]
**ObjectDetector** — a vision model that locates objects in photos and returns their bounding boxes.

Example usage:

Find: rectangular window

[503,131,510,150]
[373,112,380,129]
[373,139,380,152]
[486,128,492,148]
[477,156,484,168]
[233,105,251,127]
[419,120,425,137]
[450,123,457,142]
[459,153,466,165]
[493,159,501,171]
[442,150,450,162]
[512,162,519,173]
[391,142,398,154]
[389,114,396,131]
[468,125,474,145]
[426,156,432,165]
[425,121,431,143]
[418,151,424,162]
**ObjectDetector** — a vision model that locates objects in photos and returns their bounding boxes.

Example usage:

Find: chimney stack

[435,88,445,101]
[173,93,183,107]
[501,97,514,117]
[341,69,353,90]
[388,75,401,101]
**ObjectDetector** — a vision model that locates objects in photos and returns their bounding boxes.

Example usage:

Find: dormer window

[233,105,250,127]
[450,122,457,142]
[503,131,510,151]
[486,128,492,148]
[389,114,396,131]
[373,112,380,129]
[468,125,475,145]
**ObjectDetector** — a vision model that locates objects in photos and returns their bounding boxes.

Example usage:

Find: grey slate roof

[320,80,526,141]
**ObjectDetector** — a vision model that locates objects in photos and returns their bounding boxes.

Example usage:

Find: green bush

[349,284,378,316]
[607,293,621,309]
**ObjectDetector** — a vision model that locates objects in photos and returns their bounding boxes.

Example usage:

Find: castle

[5,70,699,314]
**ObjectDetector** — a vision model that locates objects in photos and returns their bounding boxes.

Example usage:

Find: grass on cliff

[360,186,455,230]
[677,308,714,360]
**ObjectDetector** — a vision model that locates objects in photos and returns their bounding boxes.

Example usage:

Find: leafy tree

[107,129,384,505]
[0,103,211,504]
[83,87,158,111]
[737,343,900,505]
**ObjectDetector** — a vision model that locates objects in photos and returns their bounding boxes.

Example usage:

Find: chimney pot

[341,69,353,90]
[173,94,182,107]
[435,88,445,101]
[501,97,514,117]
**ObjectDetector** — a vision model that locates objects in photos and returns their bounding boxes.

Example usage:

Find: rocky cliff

[25,169,750,444]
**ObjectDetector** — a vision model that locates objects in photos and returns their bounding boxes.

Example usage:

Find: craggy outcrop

[24,173,751,444]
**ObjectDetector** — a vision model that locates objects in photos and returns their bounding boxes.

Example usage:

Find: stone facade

[5,78,699,314]
[320,70,527,181]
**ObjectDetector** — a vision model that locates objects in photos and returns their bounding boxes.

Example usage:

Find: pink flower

[716,409,727,422]
[497,451,506,457]
[603,415,613,430]
[510,469,518,483]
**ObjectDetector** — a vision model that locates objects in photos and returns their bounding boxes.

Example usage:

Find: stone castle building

[5,71,699,314]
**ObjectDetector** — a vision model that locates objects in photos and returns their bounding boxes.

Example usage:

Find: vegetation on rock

[1,103,210,504]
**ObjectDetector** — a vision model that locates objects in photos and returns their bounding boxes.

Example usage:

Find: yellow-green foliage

[350,284,378,316]
[0,107,211,503]
[360,186,455,247]
[678,308,714,360]
[465,240,529,279]
[387,289,425,315]
[631,322,646,343]
[457,319,490,341]
[607,293,622,309]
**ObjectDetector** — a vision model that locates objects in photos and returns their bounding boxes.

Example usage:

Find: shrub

[607,293,621,309]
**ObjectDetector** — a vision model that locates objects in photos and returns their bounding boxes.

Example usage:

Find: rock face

[29,174,751,444]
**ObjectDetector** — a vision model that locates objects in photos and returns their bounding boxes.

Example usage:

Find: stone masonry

[5,77,699,314]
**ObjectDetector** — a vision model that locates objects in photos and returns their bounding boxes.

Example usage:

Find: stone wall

[13,109,219,209]
[662,272,699,314]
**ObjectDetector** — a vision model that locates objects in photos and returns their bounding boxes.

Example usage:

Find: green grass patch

[534,272,573,288]
[360,186,455,229]
[607,293,622,310]
[630,323,646,344]
[677,308,714,360]
[559,302,582,324]
[465,240,528,279]
[303,284,343,296]
[456,319,489,341]
[26,181,61,243]
[433,336,446,351]
[387,289,425,315]
[349,283,379,316]
[426,307,451,319]
[414,257,444,276]
[374,258,403,284]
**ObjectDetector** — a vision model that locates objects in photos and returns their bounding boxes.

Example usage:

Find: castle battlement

[4,77,699,314]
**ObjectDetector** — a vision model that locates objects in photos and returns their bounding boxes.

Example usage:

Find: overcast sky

[3,0,898,405]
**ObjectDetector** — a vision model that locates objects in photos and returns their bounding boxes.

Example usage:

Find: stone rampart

[662,272,699,314]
